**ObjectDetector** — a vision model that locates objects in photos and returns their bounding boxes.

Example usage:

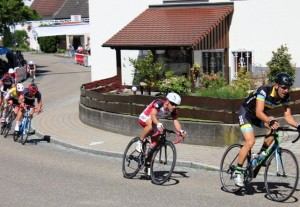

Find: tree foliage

[266,44,295,83]
[129,51,164,93]
[0,0,41,29]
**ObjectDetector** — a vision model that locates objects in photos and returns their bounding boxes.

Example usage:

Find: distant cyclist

[14,83,42,132]
[26,61,37,81]
[233,73,300,187]
[136,92,186,153]
[1,83,24,122]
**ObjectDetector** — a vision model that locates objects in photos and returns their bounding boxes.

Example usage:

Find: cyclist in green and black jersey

[234,73,300,187]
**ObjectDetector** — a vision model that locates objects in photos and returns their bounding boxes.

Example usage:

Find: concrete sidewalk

[31,99,300,170]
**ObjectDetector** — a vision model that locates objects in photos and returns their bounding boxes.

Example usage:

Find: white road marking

[89,141,104,146]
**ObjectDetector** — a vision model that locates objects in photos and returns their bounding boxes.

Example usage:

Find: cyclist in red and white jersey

[136,92,186,152]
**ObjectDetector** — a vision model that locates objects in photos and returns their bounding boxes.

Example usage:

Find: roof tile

[103,4,233,48]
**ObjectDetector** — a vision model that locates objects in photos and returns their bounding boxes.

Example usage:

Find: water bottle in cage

[251,153,258,167]
[257,151,266,162]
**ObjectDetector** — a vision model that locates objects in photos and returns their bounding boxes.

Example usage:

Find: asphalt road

[0,52,298,207]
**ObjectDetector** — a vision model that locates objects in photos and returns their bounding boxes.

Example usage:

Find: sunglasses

[169,101,178,107]
[279,85,290,90]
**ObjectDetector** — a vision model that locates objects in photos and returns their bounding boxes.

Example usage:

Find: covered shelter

[102,2,234,83]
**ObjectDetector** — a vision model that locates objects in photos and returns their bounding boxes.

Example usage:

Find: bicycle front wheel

[21,119,31,145]
[264,148,299,202]
[220,144,244,193]
[150,141,176,185]
[122,137,142,179]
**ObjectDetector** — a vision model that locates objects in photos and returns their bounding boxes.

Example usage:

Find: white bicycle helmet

[16,83,24,92]
[166,92,181,106]
[28,61,34,65]
[8,68,14,74]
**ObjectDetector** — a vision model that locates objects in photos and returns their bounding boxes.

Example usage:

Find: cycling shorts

[238,106,264,133]
[138,118,160,137]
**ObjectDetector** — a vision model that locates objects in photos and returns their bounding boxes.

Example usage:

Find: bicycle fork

[274,148,286,177]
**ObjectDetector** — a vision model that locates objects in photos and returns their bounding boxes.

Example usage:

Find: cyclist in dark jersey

[233,73,300,187]
[14,83,42,132]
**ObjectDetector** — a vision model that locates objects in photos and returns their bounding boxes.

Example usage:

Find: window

[232,51,252,76]
[202,51,224,75]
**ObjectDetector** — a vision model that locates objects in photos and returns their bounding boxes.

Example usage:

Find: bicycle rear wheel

[150,141,176,185]
[264,148,299,202]
[220,144,244,193]
[3,111,14,138]
[0,123,5,135]
[122,137,143,179]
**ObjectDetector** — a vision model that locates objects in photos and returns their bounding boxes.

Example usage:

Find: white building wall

[89,0,162,82]
[90,0,300,85]
[228,0,300,83]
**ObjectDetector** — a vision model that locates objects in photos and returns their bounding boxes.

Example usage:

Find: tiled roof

[103,3,233,49]
[30,0,89,20]
[53,0,89,19]
[30,0,66,19]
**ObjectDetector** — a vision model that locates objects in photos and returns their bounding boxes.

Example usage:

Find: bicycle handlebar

[268,126,300,143]
[20,104,42,115]
[163,129,185,144]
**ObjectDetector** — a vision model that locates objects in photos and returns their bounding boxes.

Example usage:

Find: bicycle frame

[122,128,183,185]
[19,108,31,135]
[220,126,300,202]
[146,129,183,161]
[251,127,298,178]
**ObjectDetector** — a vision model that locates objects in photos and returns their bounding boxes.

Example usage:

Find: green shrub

[194,85,248,99]
[57,49,66,54]
[232,66,253,91]
[159,71,191,95]
[38,36,60,53]
[200,72,226,89]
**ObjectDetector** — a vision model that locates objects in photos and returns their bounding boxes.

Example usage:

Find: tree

[266,44,295,83]
[0,0,41,46]
[129,51,164,95]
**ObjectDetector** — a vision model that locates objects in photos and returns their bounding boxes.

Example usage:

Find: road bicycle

[13,106,40,145]
[220,126,300,202]
[122,128,184,185]
[0,104,16,138]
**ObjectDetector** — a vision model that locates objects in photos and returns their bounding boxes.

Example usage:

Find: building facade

[90,0,300,86]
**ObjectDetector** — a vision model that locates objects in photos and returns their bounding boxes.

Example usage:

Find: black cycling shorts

[238,106,264,133]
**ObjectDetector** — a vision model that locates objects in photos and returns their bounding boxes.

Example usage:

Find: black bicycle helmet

[275,73,293,87]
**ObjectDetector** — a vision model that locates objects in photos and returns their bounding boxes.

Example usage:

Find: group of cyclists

[134,72,300,189]
[0,60,42,137]
[1,55,299,191]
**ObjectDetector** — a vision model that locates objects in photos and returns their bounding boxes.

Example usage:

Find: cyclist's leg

[234,108,257,187]
[136,118,152,152]
[1,99,8,121]
[32,69,36,80]
[234,129,255,187]
[14,107,24,132]
[258,117,276,154]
